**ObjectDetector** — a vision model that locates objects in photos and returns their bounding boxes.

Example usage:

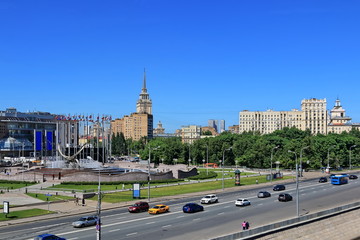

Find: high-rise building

[219,120,225,133]
[208,119,218,132]
[111,70,153,141]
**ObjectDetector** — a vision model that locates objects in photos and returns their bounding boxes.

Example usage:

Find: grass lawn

[0,208,55,221]
[47,183,134,192]
[0,182,36,191]
[26,193,74,202]
[89,175,292,203]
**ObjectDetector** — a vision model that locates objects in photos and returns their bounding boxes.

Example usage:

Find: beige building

[239,98,359,135]
[111,71,153,141]
[327,99,360,133]
[201,126,219,136]
[178,125,202,144]
[153,121,165,135]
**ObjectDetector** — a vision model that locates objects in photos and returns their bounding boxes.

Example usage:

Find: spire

[142,68,147,93]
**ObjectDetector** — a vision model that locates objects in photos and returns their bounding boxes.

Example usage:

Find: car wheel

[215,199,218,203]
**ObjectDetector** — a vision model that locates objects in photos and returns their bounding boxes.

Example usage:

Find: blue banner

[35,131,42,151]
[46,131,53,151]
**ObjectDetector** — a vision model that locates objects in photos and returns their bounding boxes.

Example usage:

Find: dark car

[183,203,204,213]
[278,193,293,202]
[273,184,285,191]
[34,234,66,240]
[319,177,328,183]
[257,191,271,198]
[349,174,358,179]
[128,201,149,213]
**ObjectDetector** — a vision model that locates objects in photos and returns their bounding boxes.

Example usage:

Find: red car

[128,202,149,213]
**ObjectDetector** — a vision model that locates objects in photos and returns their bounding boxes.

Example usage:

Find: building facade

[239,98,359,135]
[111,71,154,141]
[179,125,202,144]
[0,108,78,158]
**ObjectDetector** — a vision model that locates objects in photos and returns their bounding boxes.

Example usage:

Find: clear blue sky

[1,0,360,133]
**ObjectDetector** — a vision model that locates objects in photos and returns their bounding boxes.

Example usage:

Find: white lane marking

[193,218,201,221]
[223,206,230,208]
[163,225,172,228]
[117,216,126,220]
[217,212,224,215]
[31,223,64,229]
[258,203,263,206]
[176,215,184,218]
[68,238,79,240]
[146,221,156,225]
[126,232,138,236]
[109,229,121,232]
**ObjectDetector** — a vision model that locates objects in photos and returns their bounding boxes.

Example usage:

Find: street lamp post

[300,146,309,177]
[148,146,159,202]
[205,144,209,175]
[349,145,357,170]
[288,150,299,217]
[270,146,279,183]
[202,159,205,168]
[222,147,232,191]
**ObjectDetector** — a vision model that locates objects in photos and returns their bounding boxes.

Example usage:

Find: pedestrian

[242,221,246,230]
[246,221,250,230]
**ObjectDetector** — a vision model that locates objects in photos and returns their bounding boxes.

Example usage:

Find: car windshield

[133,204,139,207]
[204,196,211,198]
[152,206,160,209]
[78,217,87,221]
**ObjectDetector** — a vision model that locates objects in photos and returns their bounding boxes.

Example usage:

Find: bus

[330,174,348,185]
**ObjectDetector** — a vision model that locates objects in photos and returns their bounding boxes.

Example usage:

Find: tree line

[111,127,360,170]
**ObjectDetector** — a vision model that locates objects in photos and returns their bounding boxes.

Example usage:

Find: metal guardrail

[211,201,360,240]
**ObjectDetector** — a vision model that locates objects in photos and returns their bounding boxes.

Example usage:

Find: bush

[187,171,217,180]
[0,180,37,184]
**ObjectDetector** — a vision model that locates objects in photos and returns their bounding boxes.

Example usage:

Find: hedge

[60,179,184,185]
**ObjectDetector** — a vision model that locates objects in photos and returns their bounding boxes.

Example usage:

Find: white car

[235,198,251,207]
[200,194,218,204]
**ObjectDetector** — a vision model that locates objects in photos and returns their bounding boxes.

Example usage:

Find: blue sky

[1,0,360,133]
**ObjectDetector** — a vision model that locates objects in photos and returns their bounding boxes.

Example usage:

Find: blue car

[34,234,66,240]
[183,203,204,213]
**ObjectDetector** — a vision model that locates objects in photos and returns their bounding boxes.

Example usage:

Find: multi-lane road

[1,175,359,240]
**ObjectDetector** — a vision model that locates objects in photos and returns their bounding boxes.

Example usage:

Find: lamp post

[327,145,336,170]
[222,147,232,191]
[202,159,205,168]
[288,150,299,217]
[205,144,209,175]
[300,146,309,177]
[349,145,356,170]
[148,146,159,202]
[270,146,279,183]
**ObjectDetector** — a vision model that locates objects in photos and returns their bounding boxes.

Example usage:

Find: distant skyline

[1,1,360,133]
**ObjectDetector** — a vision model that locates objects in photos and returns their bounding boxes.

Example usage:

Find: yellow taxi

[148,204,170,214]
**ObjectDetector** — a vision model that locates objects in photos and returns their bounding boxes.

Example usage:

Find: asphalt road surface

[0,177,359,240]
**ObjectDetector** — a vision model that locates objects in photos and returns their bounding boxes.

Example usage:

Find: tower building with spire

[136,70,152,114]
[111,70,153,141]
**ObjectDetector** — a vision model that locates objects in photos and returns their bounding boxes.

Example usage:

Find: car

[182,203,204,213]
[235,198,251,207]
[319,177,328,183]
[128,201,149,213]
[200,194,218,204]
[278,193,293,202]
[273,184,286,191]
[148,204,169,214]
[72,216,99,228]
[257,191,271,198]
[349,174,358,179]
[34,234,66,240]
